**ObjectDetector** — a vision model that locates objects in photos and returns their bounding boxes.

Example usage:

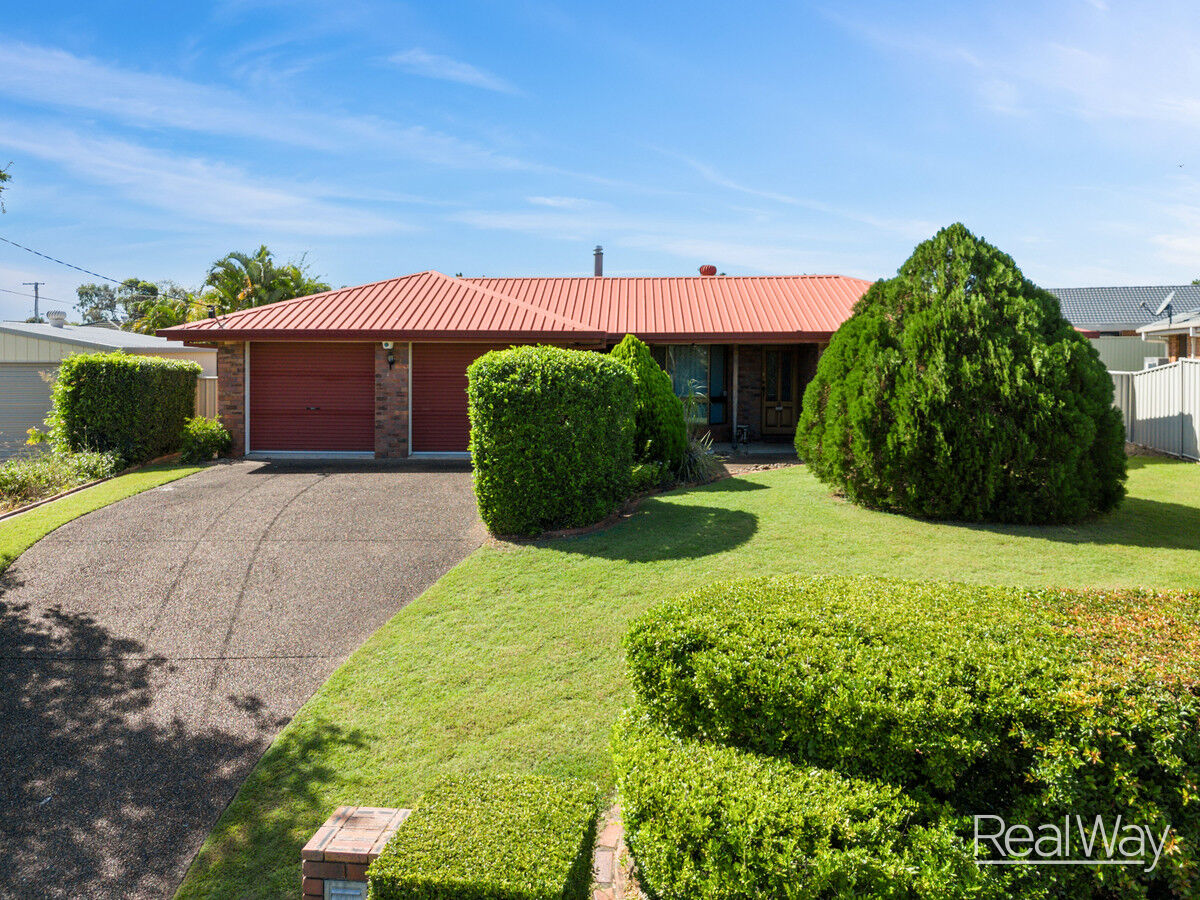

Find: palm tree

[203,245,329,314]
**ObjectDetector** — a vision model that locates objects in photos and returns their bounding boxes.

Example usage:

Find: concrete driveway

[0,461,483,899]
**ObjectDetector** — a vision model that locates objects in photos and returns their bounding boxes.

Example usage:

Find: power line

[0,286,71,306]
[0,234,122,284]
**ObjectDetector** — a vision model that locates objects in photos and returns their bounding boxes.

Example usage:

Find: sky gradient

[0,0,1197,320]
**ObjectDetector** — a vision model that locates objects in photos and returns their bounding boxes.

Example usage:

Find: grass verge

[175,456,1200,899]
[0,462,203,573]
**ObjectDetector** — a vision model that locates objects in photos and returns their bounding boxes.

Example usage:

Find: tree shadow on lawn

[953,495,1200,551]
[930,459,1200,551]
[0,573,364,900]
[546,496,759,562]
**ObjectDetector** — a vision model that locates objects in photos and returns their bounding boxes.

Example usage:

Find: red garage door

[249,342,374,452]
[411,343,509,453]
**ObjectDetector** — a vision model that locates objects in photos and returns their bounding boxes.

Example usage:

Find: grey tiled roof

[1047,285,1200,332]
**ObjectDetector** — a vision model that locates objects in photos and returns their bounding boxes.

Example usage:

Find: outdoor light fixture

[382,340,395,369]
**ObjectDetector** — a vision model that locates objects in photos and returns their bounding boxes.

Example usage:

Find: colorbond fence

[196,376,218,419]
[1111,359,1200,461]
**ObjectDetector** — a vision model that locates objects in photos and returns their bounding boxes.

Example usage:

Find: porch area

[650,341,825,444]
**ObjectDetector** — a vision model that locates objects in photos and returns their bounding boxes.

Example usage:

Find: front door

[762,346,798,434]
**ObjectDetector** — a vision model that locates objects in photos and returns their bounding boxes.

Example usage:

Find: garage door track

[0,461,483,899]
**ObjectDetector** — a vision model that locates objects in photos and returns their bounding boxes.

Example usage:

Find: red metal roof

[466,275,870,342]
[160,271,871,343]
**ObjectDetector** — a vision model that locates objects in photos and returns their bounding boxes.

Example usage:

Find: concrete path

[0,461,483,899]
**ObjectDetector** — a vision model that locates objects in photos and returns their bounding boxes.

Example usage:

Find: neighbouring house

[159,266,871,458]
[1048,285,1196,369]
[0,313,217,459]
[1138,308,1200,361]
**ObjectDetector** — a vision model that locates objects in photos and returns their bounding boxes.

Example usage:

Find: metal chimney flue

[593,245,603,277]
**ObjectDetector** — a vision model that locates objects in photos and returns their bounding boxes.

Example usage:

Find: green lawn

[176,457,1200,899]
[0,462,203,574]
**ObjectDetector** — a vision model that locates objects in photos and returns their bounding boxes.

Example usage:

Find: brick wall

[375,342,409,458]
[216,342,245,456]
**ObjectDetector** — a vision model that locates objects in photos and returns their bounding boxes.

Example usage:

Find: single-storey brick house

[159,268,870,458]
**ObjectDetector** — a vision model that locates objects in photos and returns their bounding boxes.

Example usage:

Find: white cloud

[831,5,1200,133]
[0,41,528,169]
[450,207,888,277]
[389,48,518,94]
[0,121,411,236]
[527,196,599,209]
[667,152,936,239]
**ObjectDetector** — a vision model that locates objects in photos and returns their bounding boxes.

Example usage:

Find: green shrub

[48,352,200,464]
[630,461,664,492]
[180,416,232,463]
[677,432,722,485]
[622,576,1200,898]
[796,223,1126,524]
[468,345,635,536]
[0,449,121,509]
[613,712,1011,900]
[610,335,686,473]
[366,775,598,900]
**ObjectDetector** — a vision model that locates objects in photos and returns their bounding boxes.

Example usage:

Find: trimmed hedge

[366,775,598,900]
[609,335,686,475]
[180,416,231,463]
[48,352,200,464]
[613,713,1010,900]
[620,576,1200,898]
[468,345,635,536]
[796,223,1126,524]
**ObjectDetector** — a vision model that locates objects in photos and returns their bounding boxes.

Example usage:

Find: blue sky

[0,0,1198,320]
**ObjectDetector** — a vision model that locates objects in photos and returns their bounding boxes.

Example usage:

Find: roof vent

[699,265,717,277]
[46,310,67,328]
[594,245,603,277]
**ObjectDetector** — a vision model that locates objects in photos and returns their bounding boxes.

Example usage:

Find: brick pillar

[736,344,763,441]
[217,342,245,456]
[375,342,409,459]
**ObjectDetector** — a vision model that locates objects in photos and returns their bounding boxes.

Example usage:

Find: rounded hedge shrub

[620,575,1200,898]
[613,712,1011,900]
[468,345,635,536]
[180,416,232,463]
[610,334,686,475]
[48,352,201,465]
[796,223,1126,524]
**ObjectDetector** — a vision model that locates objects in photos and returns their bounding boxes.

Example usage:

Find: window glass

[709,346,726,399]
[765,348,779,402]
[666,345,709,424]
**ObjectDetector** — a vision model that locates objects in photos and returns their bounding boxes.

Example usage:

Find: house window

[650,345,727,425]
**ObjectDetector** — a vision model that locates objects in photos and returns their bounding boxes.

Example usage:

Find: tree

[74,278,160,324]
[0,163,10,213]
[796,223,1126,524]
[202,245,329,314]
[75,283,117,322]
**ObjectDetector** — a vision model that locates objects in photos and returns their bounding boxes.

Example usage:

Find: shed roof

[1048,285,1200,332]
[158,270,871,343]
[0,321,213,352]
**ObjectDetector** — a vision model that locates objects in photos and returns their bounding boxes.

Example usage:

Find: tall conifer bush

[796,224,1125,524]
[610,335,687,474]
